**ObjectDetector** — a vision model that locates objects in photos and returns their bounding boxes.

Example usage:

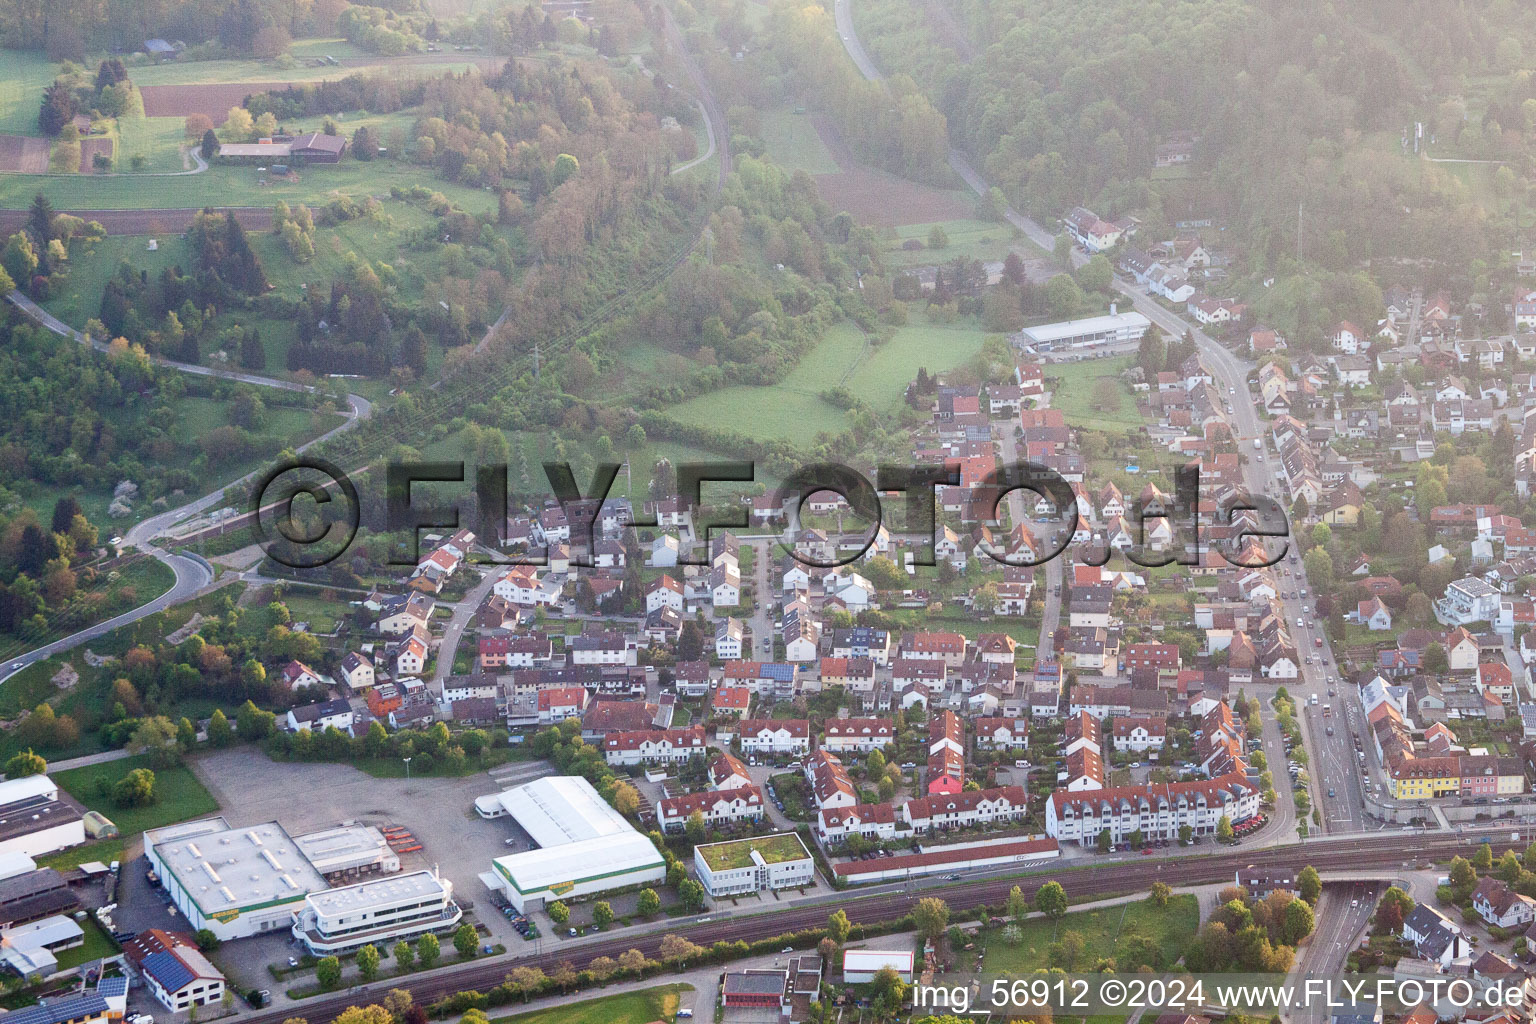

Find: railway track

[240,827,1508,1024]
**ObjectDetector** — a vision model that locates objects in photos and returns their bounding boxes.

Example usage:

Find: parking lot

[154,748,557,986]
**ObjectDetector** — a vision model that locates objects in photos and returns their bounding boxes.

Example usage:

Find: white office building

[693,833,815,898]
[145,818,327,942]
[292,870,461,955]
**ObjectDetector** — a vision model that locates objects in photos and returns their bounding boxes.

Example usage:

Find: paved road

[0,291,372,683]
[832,0,1371,831]
[431,567,507,686]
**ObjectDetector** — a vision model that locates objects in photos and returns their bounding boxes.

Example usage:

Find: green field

[56,916,120,971]
[490,984,692,1024]
[981,894,1200,973]
[667,321,869,445]
[843,317,990,410]
[126,55,484,87]
[1047,355,1143,429]
[0,50,58,136]
[112,112,189,174]
[667,315,988,443]
[760,108,840,175]
[0,155,497,215]
[53,753,220,837]
[886,218,1015,268]
[43,235,185,327]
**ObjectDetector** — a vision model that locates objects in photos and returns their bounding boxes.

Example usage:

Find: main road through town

[834,0,1367,833]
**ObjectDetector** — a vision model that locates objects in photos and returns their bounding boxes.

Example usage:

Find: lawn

[760,108,840,175]
[112,112,188,174]
[981,894,1200,973]
[0,50,58,136]
[489,984,692,1024]
[53,753,220,838]
[695,832,807,870]
[885,219,1016,269]
[44,234,184,327]
[663,321,870,446]
[280,591,342,633]
[1047,355,1143,429]
[39,837,125,871]
[668,386,850,447]
[55,916,120,971]
[843,317,990,411]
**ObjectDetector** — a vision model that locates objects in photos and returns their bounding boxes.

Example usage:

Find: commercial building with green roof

[694,832,814,897]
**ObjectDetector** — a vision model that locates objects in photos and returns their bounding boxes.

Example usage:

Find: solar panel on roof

[142,950,196,993]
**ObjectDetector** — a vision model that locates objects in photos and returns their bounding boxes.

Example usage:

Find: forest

[853,0,1536,340]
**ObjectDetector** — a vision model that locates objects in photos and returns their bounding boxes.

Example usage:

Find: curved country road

[0,291,372,682]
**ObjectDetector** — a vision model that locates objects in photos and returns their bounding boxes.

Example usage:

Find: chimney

[1110,302,1118,316]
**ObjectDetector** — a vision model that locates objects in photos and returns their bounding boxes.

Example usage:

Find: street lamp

[403,756,413,779]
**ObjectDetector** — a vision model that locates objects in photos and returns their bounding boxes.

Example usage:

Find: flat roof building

[293,869,459,955]
[693,832,814,898]
[484,776,665,912]
[145,818,327,942]
[842,948,914,983]
[293,825,400,883]
[0,776,85,860]
[1018,311,1151,350]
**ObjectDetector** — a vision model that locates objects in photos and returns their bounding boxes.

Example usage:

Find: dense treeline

[244,74,430,121]
[853,0,1536,336]
[680,0,949,183]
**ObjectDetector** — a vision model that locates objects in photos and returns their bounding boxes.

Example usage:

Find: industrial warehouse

[0,776,85,860]
[478,776,665,912]
[145,816,441,947]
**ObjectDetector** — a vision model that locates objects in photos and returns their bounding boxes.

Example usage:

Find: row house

[570,632,636,666]
[903,631,968,667]
[816,802,899,845]
[656,786,764,833]
[1045,773,1260,845]
[903,785,1027,832]
[820,658,878,692]
[822,717,894,754]
[710,685,752,720]
[602,726,707,766]
[973,717,1029,751]
[1122,642,1182,683]
[805,750,856,808]
[830,628,892,666]
[738,718,811,757]
[1111,715,1168,753]
[478,630,554,671]
[536,686,588,724]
